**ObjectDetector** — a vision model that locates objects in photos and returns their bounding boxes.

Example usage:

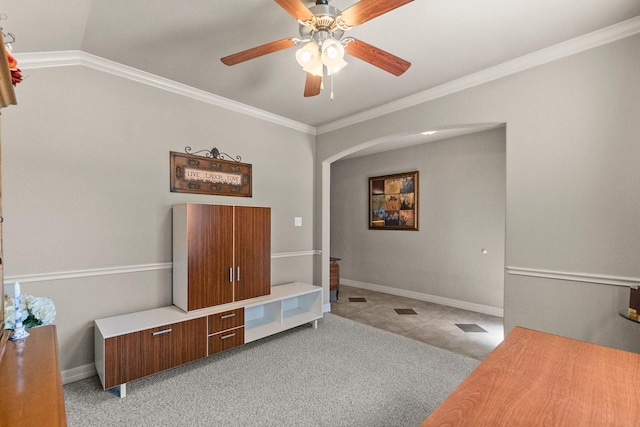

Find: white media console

[95,282,322,397]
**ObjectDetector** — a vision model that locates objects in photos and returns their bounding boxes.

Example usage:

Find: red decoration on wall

[6,51,21,86]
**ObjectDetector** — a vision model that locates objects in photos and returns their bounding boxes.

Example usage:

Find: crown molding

[14,50,316,136]
[316,15,640,134]
[13,15,640,137]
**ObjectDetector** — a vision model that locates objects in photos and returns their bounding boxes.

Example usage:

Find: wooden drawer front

[104,317,207,389]
[208,327,244,355]
[208,308,244,333]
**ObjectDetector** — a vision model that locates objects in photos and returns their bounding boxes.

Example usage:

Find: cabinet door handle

[229,268,233,283]
[220,313,236,319]
[221,333,236,340]
[152,328,172,336]
[237,267,240,282]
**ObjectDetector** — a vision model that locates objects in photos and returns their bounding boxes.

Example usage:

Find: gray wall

[317,34,640,352]
[1,65,316,374]
[3,29,639,379]
[330,128,506,312]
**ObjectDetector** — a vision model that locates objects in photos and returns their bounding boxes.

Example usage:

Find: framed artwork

[369,171,418,230]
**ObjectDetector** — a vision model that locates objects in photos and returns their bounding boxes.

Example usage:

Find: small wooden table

[619,309,640,323]
[330,257,341,301]
[0,325,67,426]
[421,326,640,426]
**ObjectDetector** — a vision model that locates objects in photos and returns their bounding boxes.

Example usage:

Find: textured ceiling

[2,0,640,131]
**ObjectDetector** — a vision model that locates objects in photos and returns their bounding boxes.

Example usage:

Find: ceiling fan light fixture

[326,58,347,75]
[321,39,345,68]
[295,41,320,69]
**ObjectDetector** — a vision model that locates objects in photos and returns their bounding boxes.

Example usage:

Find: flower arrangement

[5,51,21,86]
[4,294,56,329]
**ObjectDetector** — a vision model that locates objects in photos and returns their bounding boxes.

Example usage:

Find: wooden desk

[0,325,67,426]
[421,326,640,426]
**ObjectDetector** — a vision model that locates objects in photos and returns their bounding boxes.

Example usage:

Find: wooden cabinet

[173,204,271,312]
[102,317,207,390]
[0,326,67,426]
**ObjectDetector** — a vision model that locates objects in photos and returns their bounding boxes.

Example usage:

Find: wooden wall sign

[170,151,252,197]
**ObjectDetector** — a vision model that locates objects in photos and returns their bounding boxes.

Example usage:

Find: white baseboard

[62,363,96,385]
[341,279,504,318]
[323,303,332,313]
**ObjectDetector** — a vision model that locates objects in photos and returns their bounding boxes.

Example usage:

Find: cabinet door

[187,204,234,310]
[103,317,207,389]
[234,206,271,301]
[104,331,145,389]
[141,318,207,377]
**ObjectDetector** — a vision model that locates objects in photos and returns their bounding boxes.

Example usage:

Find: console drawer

[208,308,244,333]
[208,327,244,355]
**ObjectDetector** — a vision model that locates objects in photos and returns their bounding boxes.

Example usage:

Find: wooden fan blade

[274,0,314,21]
[345,39,411,76]
[304,73,322,97]
[340,0,413,27]
[221,38,296,66]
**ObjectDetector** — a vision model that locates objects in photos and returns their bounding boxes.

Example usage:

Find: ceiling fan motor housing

[299,3,345,44]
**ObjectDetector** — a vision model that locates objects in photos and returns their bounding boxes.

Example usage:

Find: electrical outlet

[294,217,302,227]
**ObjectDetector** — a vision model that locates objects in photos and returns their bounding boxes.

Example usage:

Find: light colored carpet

[64,313,478,426]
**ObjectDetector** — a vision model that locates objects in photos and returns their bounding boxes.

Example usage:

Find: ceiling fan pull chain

[330,73,334,101]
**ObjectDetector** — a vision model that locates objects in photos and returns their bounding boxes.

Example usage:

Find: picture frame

[369,171,418,230]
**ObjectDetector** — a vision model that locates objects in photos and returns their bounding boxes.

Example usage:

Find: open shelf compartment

[244,301,282,342]
[282,291,322,329]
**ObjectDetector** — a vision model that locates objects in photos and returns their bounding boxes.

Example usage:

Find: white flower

[3,294,56,329]
[3,295,18,329]
[25,295,56,326]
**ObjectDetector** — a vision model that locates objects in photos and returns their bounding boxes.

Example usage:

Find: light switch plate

[294,217,302,227]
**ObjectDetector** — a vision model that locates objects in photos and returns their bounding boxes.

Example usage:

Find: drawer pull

[220,313,236,320]
[152,328,172,336]
[221,333,236,340]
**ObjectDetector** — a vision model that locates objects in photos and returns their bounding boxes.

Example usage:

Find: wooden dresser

[0,325,67,426]
[421,326,640,426]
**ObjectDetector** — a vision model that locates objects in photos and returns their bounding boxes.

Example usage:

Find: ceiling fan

[221,0,413,98]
